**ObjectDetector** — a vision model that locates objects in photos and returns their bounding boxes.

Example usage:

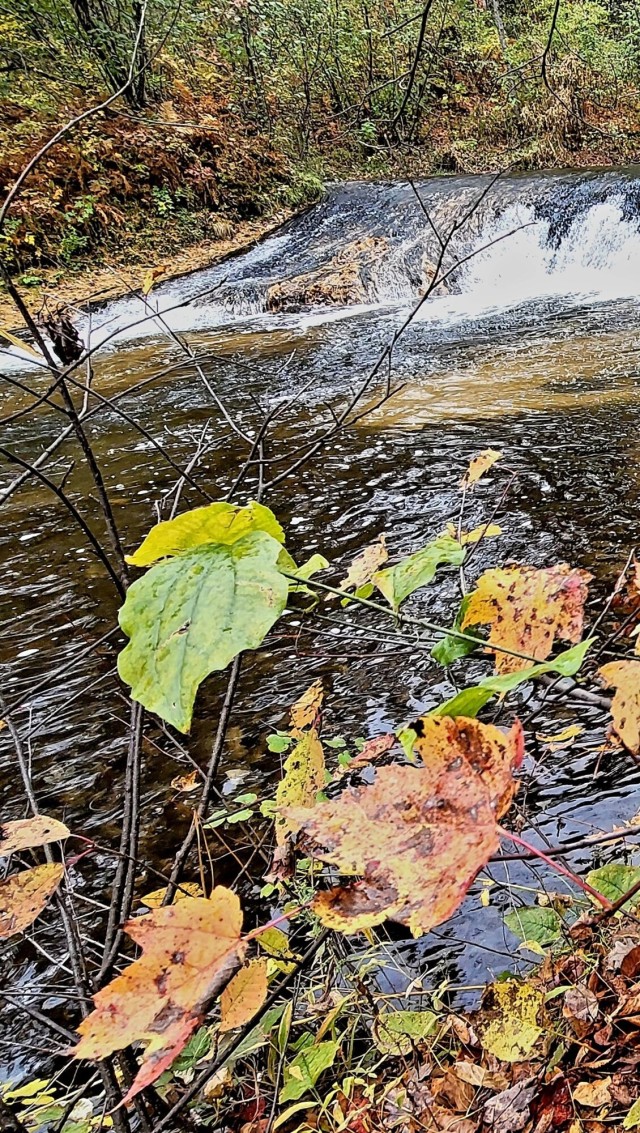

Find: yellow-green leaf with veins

[478,980,544,1061]
[275,729,325,847]
[126,501,284,567]
[118,531,288,732]
[373,535,466,611]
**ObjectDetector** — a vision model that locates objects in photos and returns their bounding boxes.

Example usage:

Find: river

[2,168,640,1075]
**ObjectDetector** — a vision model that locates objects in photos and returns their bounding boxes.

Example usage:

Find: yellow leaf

[141,265,168,295]
[289,679,324,733]
[599,660,640,754]
[0,864,64,939]
[125,501,284,567]
[219,958,268,1032]
[573,1077,612,1108]
[0,327,43,361]
[478,980,544,1062]
[461,448,503,489]
[0,815,70,853]
[535,724,583,751]
[339,536,388,592]
[275,729,325,847]
[140,882,203,908]
[445,522,502,546]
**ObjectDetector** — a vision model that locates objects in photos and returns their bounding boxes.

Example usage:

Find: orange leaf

[0,815,70,853]
[462,563,591,674]
[72,888,245,1103]
[141,265,168,296]
[0,864,64,939]
[461,448,502,488]
[289,679,324,733]
[286,718,523,937]
[220,957,268,1032]
[598,660,640,753]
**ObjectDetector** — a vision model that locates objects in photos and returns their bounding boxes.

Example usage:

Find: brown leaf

[621,945,640,979]
[220,958,268,1032]
[170,771,199,793]
[482,1079,537,1133]
[337,733,395,775]
[461,448,503,489]
[339,536,388,591]
[531,1076,572,1133]
[598,661,640,754]
[0,815,70,853]
[563,986,599,1034]
[572,1079,612,1109]
[289,680,324,733]
[0,864,64,938]
[462,564,591,675]
[286,717,523,937]
[435,1068,476,1111]
[72,888,245,1102]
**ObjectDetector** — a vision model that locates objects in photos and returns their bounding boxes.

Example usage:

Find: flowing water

[3,167,640,1071]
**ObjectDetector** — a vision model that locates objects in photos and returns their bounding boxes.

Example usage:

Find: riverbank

[0,209,298,331]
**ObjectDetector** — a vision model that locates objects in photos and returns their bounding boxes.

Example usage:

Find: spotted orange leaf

[0,863,64,939]
[462,563,591,674]
[285,718,523,937]
[599,660,640,754]
[72,888,245,1103]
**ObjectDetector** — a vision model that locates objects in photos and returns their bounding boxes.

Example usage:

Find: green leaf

[624,1097,640,1128]
[431,596,481,666]
[479,639,592,694]
[397,725,418,761]
[277,549,329,597]
[267,734,293,754]
[126,501,284,566]
[585,863,640,909]
[279,1040,339,1103]
[374,1010,437,1055]
[373,535,466,610]
[169,1026,212,1073]
[341,582,374,607]
[431,641,592,720]
[504,906,563,947]
[118,531,288,732]
[430,687,494,719]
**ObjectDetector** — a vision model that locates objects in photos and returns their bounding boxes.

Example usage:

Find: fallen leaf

[531,1075,573,1132]
[220,958,268,1032]
[289,680,324,733]
[373,1010,437,1055]
[624,1097,640,1129]
[605,938,639,971]
[454,1061,486,1087]
[478,981,544,1062]
[462,563,591,675]
[461,448,503,488]
[0,816,70,853]
[275,729,325,847]
[339,536,387,591]
[504,905,563,947]
[0,864,64,938]
[72,888,245,1102]
[279,1040,338,1103]
[286,717,523,937]
[435,1066,476,1111]
[572,1079,612,1108]
[483,1079,537,1133]
[563,986,599,1024]
[170,771,199,793]
[598,661,640,753]
[536,725,583,751]
[140,882,203,907]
